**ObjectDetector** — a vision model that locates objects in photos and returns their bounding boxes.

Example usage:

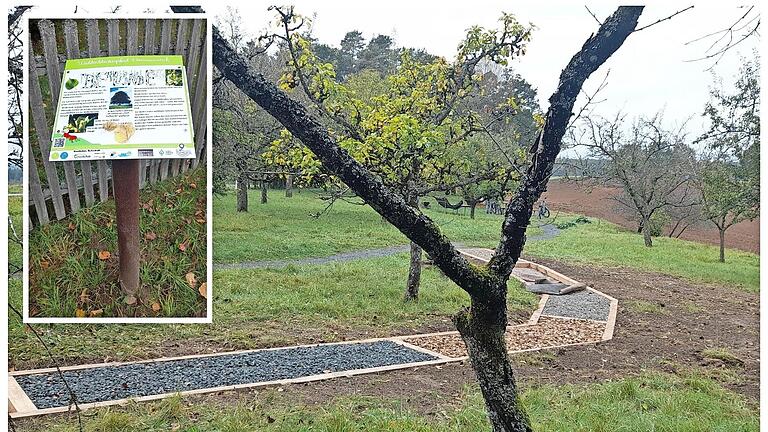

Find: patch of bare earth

[544,179,760,254]
[236,258,760,413]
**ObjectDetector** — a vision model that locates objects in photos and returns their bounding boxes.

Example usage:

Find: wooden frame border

[9,255,619,418]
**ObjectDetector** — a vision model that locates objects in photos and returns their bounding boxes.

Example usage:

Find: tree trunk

[260,181,268,204]
[405,240,422,300]
[719,227,726,263]
[455,297,532,432]
[642,218,653,247]
[285,174,293,198]
[236,171,248,212]
[470,200,478,219]
[405,191,422,300]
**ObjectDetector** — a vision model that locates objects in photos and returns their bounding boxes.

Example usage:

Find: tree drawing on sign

[110,90,132,108]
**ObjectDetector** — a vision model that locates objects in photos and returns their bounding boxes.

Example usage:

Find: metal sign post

[112,160,141,304]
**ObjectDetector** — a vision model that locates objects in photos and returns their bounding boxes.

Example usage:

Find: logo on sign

[109,151,132,158]
[60,152,69,160]
[138,149,154,157]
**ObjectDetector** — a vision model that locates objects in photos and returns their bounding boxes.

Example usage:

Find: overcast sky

[22,1,760,140]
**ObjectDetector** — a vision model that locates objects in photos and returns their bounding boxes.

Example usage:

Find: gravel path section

[16,341,437,409]
[527,223,561,242]
[542,290,611,321]
[214,245,410,270]
[404,317,605,358]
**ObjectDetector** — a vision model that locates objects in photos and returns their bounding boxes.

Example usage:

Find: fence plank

[157,19,173,181]
[27,147,50,225]
[170,19,190,177]
[123,19,152,189]
[63,19,95,207]
[192,40,207,168]
[146,19,162,185]
[106,19,122,197]
[39,19,81,213]
[28,52,66,220]
[85,19,110,202]
[183,19,204,172]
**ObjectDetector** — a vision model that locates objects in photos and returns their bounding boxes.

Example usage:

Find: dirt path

[545,180,760,253]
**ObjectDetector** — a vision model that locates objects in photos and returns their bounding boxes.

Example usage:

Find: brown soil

[269,258,759,414]
[544,179,760,253]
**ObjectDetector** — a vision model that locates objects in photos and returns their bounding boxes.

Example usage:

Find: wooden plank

[106,19,122,197]
[28,48,66,220]
[27,147,50,225]
[157,19,173,181]
[191,39,207,168]
[40,19,81,214]
[63,19,95,207]
[180,19,204,173]
[124,19,151,188]
[185,19,203,91]
[170,19,189,177]
[8,376,37,414]
[85,19,110,203]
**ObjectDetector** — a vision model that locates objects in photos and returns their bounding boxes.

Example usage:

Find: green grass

[9,183,22,194]
[701,348,745,367]
[9,254,535,369]
[9,194,23,275]
[27,168,207,318]
[14,372,758,431]
[526,215,760,292]
[628,300,665,314]
[213,189,542,263]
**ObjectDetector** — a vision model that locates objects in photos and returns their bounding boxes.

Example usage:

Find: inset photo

[23,15,211,322]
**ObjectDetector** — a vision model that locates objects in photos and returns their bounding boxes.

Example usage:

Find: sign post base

[112,159,141,304]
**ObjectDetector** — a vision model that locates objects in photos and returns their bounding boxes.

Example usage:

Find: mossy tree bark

[212,7,643,430]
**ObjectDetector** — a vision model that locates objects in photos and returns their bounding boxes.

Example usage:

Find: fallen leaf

[40,260,50,269]
[145,232,157,241]
[68,222,76,231]
[178,242,188,252]
[186,272,197,288]
[196,218,205,224]
[75,308,86,318]
[198,282,207,298]
[98,250,111,260]
[89,309,103,317]
[189,183,197,189]
[175,188,183,194]
[79,288,88,303]
[151,302,161,312]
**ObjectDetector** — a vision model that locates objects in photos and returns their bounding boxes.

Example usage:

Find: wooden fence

[27,17,208,226]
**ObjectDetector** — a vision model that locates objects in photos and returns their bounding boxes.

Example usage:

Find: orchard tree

[570,113,698,246]
[213,7,644,430]
[213,9,286,210]
[697,56,760,262]
[262,6,534,300]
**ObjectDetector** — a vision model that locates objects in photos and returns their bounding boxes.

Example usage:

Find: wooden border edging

[9,255,619,418]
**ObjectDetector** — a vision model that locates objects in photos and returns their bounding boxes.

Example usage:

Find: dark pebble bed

[541,290,611,321]
[16,341,437,409]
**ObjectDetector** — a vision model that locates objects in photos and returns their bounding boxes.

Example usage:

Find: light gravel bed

[541,290,611,321]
